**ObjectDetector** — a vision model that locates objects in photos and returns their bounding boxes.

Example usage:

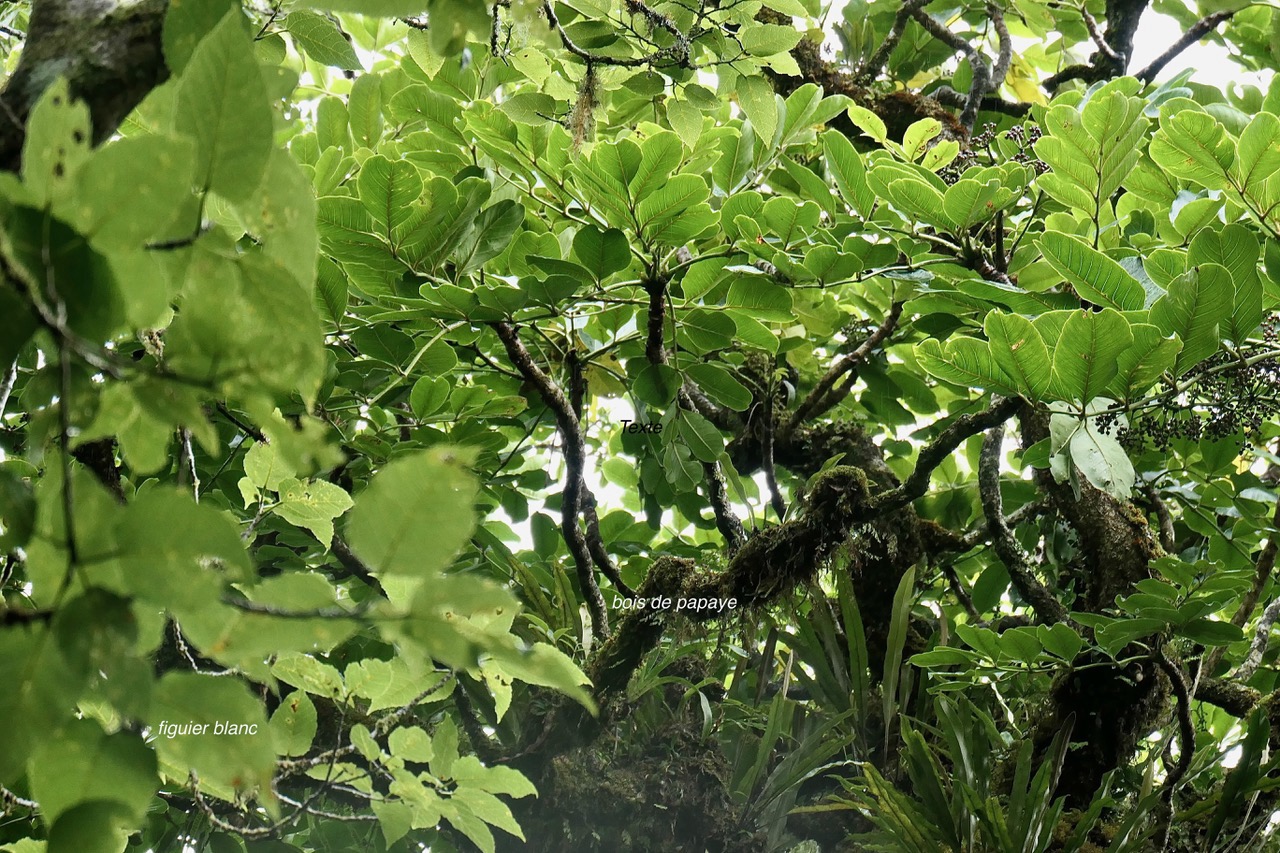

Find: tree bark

[0,0,170,172]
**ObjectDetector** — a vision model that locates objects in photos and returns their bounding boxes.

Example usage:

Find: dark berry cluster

[938,122,1048,185]
[1099,347,1280,451]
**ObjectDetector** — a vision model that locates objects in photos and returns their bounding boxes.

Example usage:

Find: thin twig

[1081,6,1120,61]
[909,7,990,130]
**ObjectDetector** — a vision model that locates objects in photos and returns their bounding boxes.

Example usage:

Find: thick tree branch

[909,6,990,130]
[871,395,1022,515]
[979,426,1067,623]
[492,322,610,639]
[0,0,169,171]
[857,0,931,84]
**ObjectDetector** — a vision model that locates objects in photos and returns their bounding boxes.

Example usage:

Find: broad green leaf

[175,9,273,200]
[1037,232,1145,310]
[741,23,802,55]
[269,691,318,757]
[678,411,724,463]
[1104,324,1181,400]
[1231,112,1280,194]
[916,337,1018,395]
[1050,309,1133,403]
[1149,109,1233,190]
[148,673,274,793]
[286,11,362,70]
[73,136,196,248]
[163,0,241,74]
[845,104,887,144]
[1150,264,1233,373]
[1189,225,1264,342]
[1049,411,1135,500]
[296,1,432,13]
[572,225,631,278]
[28,720,157,823]
[46,802,133,853]
[822,131,874,217]
[358,155,425,246]
[0,625,82,784]
[22,79,92,205]
[685,363,753,411]
[985,312,1053,400]
[631,132,683,201]
[275,478,355,545]
[737,75,778,146]
[345,447,478,575]
[453,200,524,274]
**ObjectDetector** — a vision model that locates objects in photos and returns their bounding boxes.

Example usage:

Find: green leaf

[275,478,355,545]
[1149,109,1233,190]
[1189,225,1264,343]
[845,104,887,144]
[1177,618,1243,646]
[678,411,724,463]
[175,9,273,200]
[46,802,133,853]
[22,78,92,206]
[28,719,157,823]
[286,11,363,70]
[1231,112,1280,194]
[726,277,793,321]
[1050,309,1133,403]
[269,691,318,757]
[163,0,242,74]
[985,312,1053,400]
[685,363,752,411]
[453,200,524,274]
[916,337,1018,395]
[822,131,874,217]
[741,23,802,56]
[295,1,432,14]
[1037,232,1145,310]
[1150,264,1233,373]
[0,625,82,784]
[345,447,479,575]
[572,225,630,279]
[73,136,196,248]
[358,155,425,246]
[498,92,555,125]
[1104,324,1181,400]
[1049,411,1135,500]
[148,673,275,793]
[737,75,778,146]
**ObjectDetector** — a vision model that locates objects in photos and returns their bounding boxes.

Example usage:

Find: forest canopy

[0,0,1278,851]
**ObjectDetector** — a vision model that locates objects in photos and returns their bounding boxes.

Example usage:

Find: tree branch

[1233,594,1280,682]
[979,425,1068,623]
[857,0,931,84]
[871,395,1023,515]
[0,0,169,171]
[783,302,903,440]
[1135,10,1234,83]
[492,322,610,638]
[909,6,990,130]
